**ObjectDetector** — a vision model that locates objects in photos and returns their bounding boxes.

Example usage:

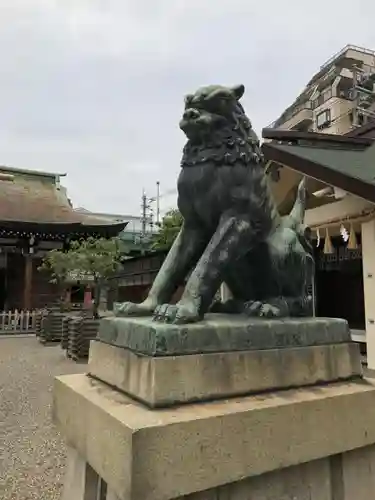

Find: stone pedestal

[53,314,375,500]
[89,315,360,407]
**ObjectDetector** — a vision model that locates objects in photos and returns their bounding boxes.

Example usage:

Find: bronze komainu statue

[116,84,313,324]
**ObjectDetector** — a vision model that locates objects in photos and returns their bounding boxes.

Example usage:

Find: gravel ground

[0,336,86,500]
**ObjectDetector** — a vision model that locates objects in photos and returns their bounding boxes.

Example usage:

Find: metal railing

[0,310,37,335]
[320,44,375,72]
[268,102,312,129]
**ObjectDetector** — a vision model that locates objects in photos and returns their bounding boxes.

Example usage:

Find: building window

[322,88,332,102]
[316,109,331,129]
[311,88,333,110]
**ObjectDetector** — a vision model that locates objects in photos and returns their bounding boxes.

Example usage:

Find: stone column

[362,220,375,370]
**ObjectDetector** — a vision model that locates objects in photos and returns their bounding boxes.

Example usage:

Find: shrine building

[0,165,126,311]
[262,121,375,370]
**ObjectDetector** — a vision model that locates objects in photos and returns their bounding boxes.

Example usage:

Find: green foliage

[67,236,124,281]
[152,209,183,250]
[38,248,77,285]
[39,237,125,316]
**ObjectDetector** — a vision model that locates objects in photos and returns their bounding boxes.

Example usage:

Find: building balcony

[270,103,313,131]
[339,67,353,81]
[320,44,375,73]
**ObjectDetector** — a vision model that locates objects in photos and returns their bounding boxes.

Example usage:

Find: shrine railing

[0,310,37,335]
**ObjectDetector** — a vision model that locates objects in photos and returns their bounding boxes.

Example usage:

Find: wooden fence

[0,310,37,335]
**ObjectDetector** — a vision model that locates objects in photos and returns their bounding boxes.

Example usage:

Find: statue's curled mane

[181,102,264,168]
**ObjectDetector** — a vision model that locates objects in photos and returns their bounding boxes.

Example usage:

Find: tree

[152,209,183,250]
[38,248,79,306]
[39,237,124,317]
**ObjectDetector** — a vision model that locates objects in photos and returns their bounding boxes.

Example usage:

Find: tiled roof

[0,174,121,227]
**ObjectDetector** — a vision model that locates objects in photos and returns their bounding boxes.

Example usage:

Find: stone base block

[97,314,351,356]
[88,339,362,407]
[54,373,375,500]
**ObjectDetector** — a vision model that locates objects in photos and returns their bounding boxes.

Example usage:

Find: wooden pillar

[23,254,33,310]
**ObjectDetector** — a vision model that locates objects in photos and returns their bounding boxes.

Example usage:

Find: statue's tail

[286,176,313,257]
[287,177,306,232]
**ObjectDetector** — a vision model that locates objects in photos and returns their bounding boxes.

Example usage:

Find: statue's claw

[153,304,170,322]
[114,301,155,317]
[153,302,200,324]
[244,300,286,318]
[259,303,282,318]
[244,300,262,316]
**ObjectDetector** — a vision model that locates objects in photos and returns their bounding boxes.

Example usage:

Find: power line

[159,187,177,198]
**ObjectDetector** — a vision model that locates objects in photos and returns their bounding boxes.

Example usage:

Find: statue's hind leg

[244,295,312,318]
[244,228,313,318]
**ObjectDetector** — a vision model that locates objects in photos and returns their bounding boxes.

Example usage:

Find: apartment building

[262,45,375,363]
[270,45,375,135]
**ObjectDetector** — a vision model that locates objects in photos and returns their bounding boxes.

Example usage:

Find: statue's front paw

[114,301,155,317]
[244,300,286,318]
[153,302,200,324]
[258,303,282,318]
[244,300,263,316]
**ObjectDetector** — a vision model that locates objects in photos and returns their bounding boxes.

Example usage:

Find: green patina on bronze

[98,315,350,356]
[114,84,313,325]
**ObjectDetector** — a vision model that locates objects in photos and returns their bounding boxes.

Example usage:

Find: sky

[1,1,375,217]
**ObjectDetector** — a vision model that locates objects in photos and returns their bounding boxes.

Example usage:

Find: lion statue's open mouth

[179,84,244,141]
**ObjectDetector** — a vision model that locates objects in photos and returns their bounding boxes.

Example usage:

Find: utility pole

[154,184,178,225]
[156,181,160,227]
[140,190,155,255]
[141,190,148,237]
